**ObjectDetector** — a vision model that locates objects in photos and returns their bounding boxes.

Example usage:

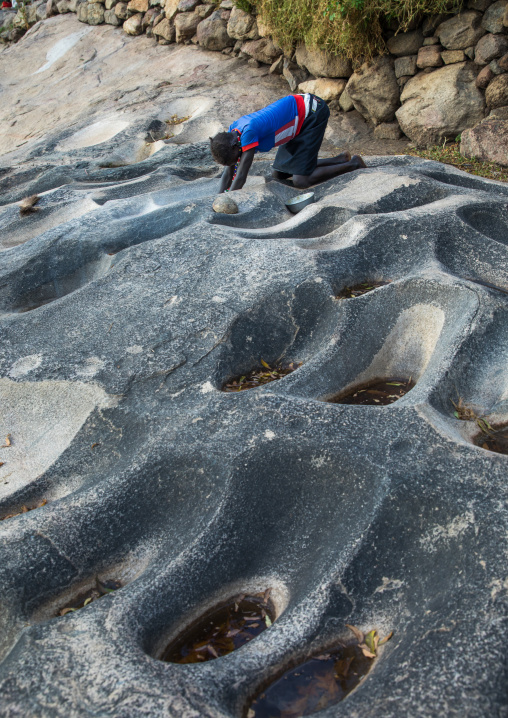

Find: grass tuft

[407,142,508,183]
[237,0,462,60]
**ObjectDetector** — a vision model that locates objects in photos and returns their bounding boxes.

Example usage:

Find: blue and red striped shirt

[229,95,307,153]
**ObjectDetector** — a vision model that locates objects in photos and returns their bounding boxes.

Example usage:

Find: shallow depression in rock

[327,378,415,405]
[475,426,508,455]
[458,205,508,245]
[336,281,390,299]
[161,590,275,664]
[223,361,301,392]
[9,255,111,314]
[57,577,122,617]
[56,118,130,152]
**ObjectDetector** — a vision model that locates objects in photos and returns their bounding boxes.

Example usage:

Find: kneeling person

[210,94,365,193]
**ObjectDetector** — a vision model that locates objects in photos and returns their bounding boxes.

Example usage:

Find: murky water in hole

[162,590,275,663]
[329,378,415,405]
[336,282,388,299]
[223,362,300,392]
[476,427,508,455]
[248,644,374,717]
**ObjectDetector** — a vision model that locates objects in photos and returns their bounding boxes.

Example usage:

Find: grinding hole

[56,119,130,151]
[0,498,47,522]
[161,590,275,664]
[247,626,391,718]
[327,378,415,406]
[475,426,508,455]
[57,577,122,617]
[336,281,390,299]
[10,256,111,314]
[16,299,55,313]
[222,361,301,392]
[458,205,508,246]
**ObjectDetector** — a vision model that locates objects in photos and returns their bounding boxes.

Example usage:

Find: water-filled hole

[474,426,508,455]
[336,281,390,299]
[247,626,390,717]
[57,577,122,616]
[327,378,415,406]
[161,590,275,664]
[223,361,301,392]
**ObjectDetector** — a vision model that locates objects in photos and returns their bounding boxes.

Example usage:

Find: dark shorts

[272,95,330,177]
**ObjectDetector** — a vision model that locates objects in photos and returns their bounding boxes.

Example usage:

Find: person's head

[210,131,241,166]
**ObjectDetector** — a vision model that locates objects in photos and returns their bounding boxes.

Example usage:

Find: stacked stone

[4,0,508,163]
[389,1,508,151]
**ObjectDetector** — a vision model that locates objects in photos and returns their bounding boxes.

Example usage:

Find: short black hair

[210,131,239,166]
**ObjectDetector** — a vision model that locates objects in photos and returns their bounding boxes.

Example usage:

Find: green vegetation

[236,0,462,59]
[407,141,508,182]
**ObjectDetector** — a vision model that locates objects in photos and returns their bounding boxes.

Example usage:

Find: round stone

[212,194,238,214]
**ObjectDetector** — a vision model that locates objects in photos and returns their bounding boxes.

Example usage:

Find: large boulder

[294,43,352,78]
[283,58,308,91]
[373,121,403,139]
[152,16,174,40]
[345,56,399,125]
[77,2,89,20]
[339,86,354,111]
[485,72,508,106]
[164,0,178,19]
[441,49,467,63]
[461,114,508,163]
[127,0,148,12]
[226,6,258,40]
[174,10,200,42]
[476,64,495,86]
[297,77,347,102]
[436,11,486,49]
[241,37,281,65]
[36,2,48,20]
[123,11,143,32]
[46,0,59,17]
[104,7,120,23]
[396,62,486,145]
[87,2,105,22]
[467,0,491,9]
[422,12,450,36]
[177,0,199,9]
[387,30,424,56]
[394,55,418,77]
[499,51,508,68]
[475,32,508,63]
[482,0,508,32]
[417,45,443,67]
[197,10,233,51]
[114,1,128,18]
[195,3,214,18]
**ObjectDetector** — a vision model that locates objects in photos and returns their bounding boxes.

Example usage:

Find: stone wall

[2,0,508,161]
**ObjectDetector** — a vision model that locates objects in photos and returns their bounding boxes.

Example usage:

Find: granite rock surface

[0,14,508,718]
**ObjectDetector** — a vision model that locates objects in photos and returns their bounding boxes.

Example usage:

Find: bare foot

[330,151,351,163]
[352,154,367,169]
